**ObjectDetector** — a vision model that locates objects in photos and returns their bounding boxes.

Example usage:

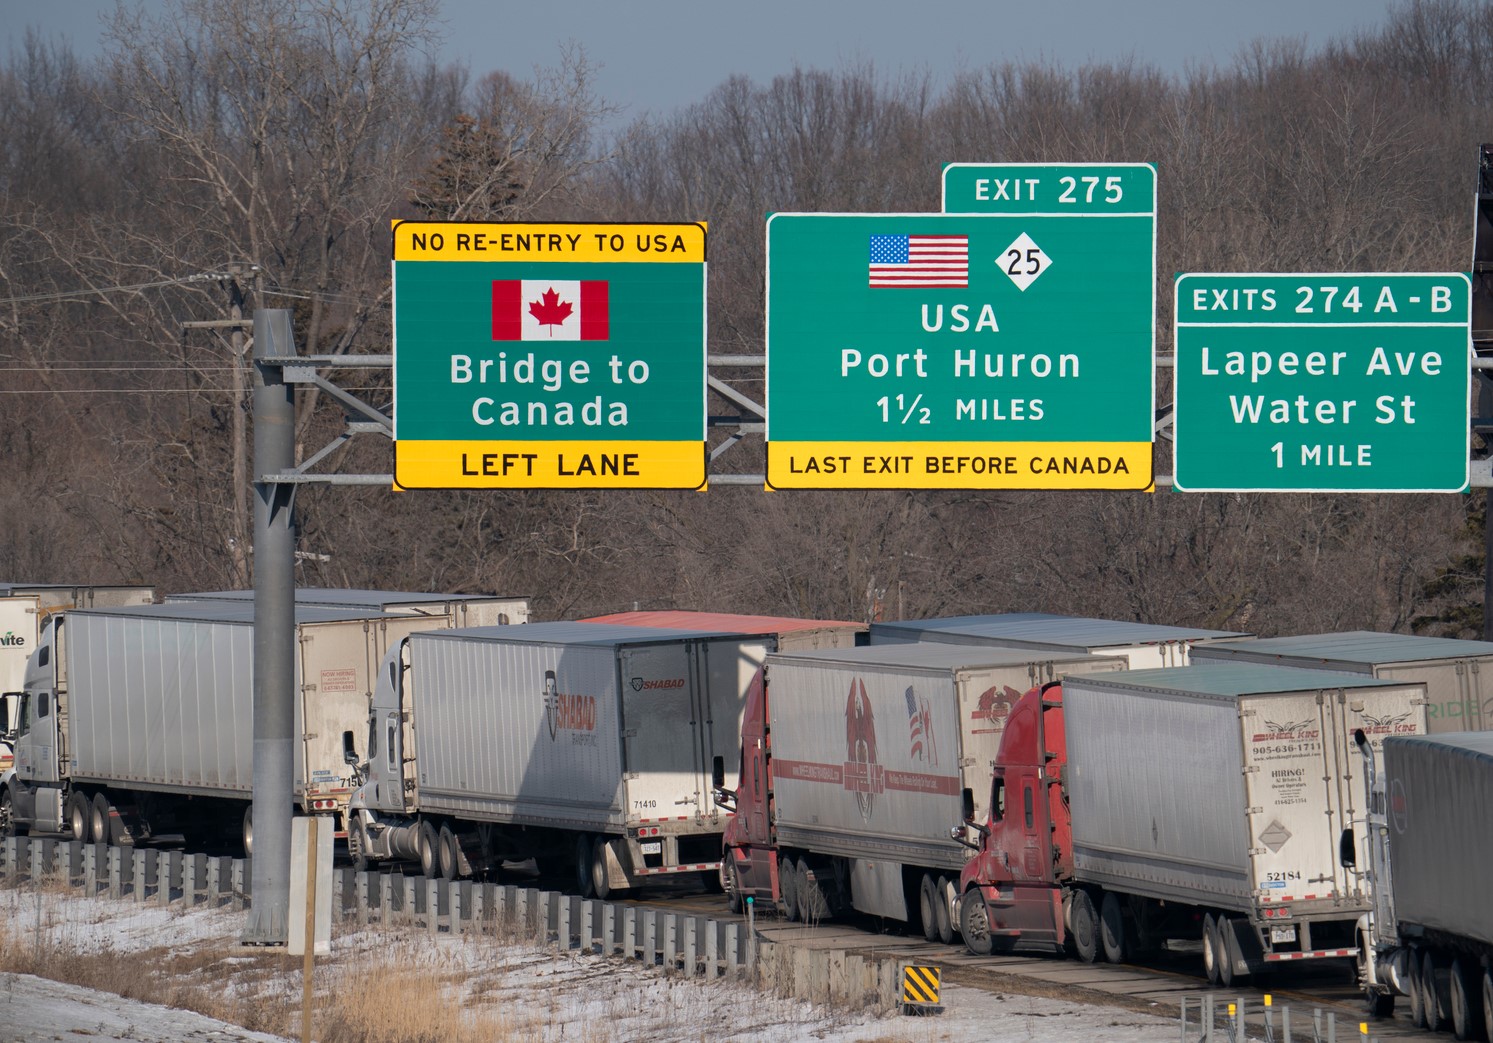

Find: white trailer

[0,603,453,851]
[1057,664,1428,982]
[725,644,1125,941]
[582,609,866,651]
[870,613,1252,668]
[351,622,772,896]
[1191,631,1493,734]
[165,587,530,627]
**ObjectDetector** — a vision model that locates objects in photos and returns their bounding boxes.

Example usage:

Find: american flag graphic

[869,234,969,288]
[905,686,937,763]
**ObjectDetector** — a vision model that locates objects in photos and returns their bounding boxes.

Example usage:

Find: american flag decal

[869,234,969,288]
[905,686,937,764]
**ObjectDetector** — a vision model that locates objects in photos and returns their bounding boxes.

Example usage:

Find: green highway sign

[1173,273,1472,492]
[392,221,708,490]
[764,164,1155,490]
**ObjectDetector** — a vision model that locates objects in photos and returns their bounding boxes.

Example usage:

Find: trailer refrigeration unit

[1351,730,1493,1036]
[0,603,452,851]
[869,613,1252,668]
[716,644,1127,941]
[349,622,773,896]
[166,587,530,627]
[953,664,1428,985]
[1192,631,1493,734]
[582,610,867,651]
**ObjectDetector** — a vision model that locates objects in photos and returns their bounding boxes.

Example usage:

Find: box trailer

[870,613,1252,667]
[955,663,1428,985]
[1353,730,1493,1033]
[0,603,453,852]
[351,622,773,896]
[720,643,1126,942]
[582,610,866,651]
[0,583,155,612]
[166,587,530,626]
[1192,631,1493,734]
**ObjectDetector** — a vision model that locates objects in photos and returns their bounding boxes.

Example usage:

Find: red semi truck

[954,665,1427,984]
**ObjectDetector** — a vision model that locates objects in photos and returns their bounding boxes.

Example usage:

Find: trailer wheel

[92,792,126,848]
[960,889,994,957]
[1099,891,1128,964]
[778,856,801,922]
[438,825,460,882]
[1480,967,1493,1043]
[417,820,439,879]
[0,788,20,838]
[917,874,939,942]
[1423,949,1451,1033]
[1408,947,1427,1027]
[1357,931,1394,1018]
[1215,918,1238,989]
[1071,890,1099,964]
[591,837,617,902]
[1449,957,1477,1040]
[574,834,596,898]
[934,875,956,944]
[797,858,829,924]
[1202,913,1223,985]
[66,792,91,842]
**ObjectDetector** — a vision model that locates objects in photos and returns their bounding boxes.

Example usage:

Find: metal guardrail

[1180,992,1380,1043]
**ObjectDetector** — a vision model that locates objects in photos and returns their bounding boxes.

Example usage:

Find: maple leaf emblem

[528,287,573,334]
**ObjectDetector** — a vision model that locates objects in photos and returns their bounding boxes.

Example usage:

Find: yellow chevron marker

[901,964,942,1013]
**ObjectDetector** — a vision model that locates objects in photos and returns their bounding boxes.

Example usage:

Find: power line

[0,271,234,308]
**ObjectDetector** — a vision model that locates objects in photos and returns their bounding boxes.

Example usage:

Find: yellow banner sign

[395,440,706,490]
[766,441,1154,490]
[392,221,706,263]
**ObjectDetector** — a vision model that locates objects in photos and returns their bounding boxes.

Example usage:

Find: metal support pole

[242,309,298,946]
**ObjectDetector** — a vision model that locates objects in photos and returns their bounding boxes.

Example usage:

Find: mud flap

[1224,917,1268,978]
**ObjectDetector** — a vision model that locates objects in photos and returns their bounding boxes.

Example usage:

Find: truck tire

[1071,890,1099,964]
[240,804,253,858]
[95,793,124,847]
[778,856,801,922]
[66,792,91,842]
[1202,913,1223,985]
[720,853,741,914]
[574,834,595,898]
[1408,948,1426,1028]
[960,889,994,956]
[417,820,439,879]
[918,874,939,942]
[1449,957,1476,1040]
[1099,891,1128,964]
[0,788,21,838]
[1215,918,1238,989]
[438,825,460,882]
[1481,967,1493,1043]
[932,875,955,944]
[1423,949,1450,1033]
[592,837,617,902]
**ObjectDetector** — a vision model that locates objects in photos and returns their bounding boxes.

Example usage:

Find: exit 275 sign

[1173,273,1471,492]
[392,221,707,489]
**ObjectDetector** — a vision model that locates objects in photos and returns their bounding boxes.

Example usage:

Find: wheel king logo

[842,678,884,821]
[1353,710,1419,738]
[542,669,597,740]
[1251,718,1320,743]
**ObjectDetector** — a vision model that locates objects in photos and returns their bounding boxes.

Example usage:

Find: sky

[8,0,1393,127]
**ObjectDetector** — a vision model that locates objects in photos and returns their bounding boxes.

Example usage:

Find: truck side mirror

[711,755,725,789]
[1338,827,1356,868]
[343,729,358,766]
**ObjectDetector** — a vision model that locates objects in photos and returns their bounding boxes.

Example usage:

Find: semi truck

[953,664,1427,985]
[1192,631,1493,734]
[0,602,452,851]
[1,586,155,772]
[166,587,530,627]
[348,622,772,896]
[715,644,1127,940]
[582,610,867,651]
[1350,729,1493,1037]
[869,613,1252,667]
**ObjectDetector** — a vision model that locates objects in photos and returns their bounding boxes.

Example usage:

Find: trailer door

[619,644,708,824]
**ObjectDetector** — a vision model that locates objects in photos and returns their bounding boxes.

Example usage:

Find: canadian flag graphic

[492,280,609,341]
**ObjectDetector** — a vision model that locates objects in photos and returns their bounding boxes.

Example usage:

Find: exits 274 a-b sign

[392,221,707,489]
